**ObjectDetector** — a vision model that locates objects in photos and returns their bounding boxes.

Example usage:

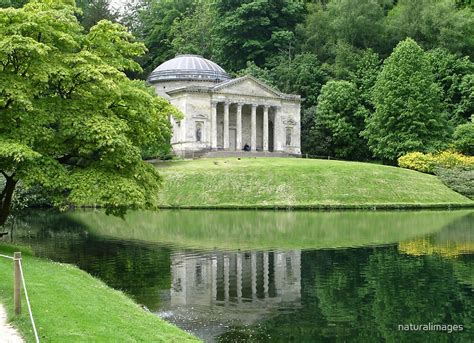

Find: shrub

[398,152,435,173]
[436,166,474,199]
[398,151,474,174]
[453,123,474,155]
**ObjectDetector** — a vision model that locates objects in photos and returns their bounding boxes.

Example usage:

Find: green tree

[364,38,449,163]
[427,48,474,126]
[213,0,306,71]
[0,1,179,225]
[121,0,194,77]
[453,122,474,155]
[76,0,118,31]
[313,80,369,160]
[271,53,327,109]
[170,0,216,58]
[385,0,474,58]
[0,0,27,8]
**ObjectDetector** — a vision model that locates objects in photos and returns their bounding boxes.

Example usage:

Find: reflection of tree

[12,211,172,310]
[224,247,473,342]
[399,213,474,258]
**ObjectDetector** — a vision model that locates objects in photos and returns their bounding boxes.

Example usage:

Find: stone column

[263,105,269,151]
[273,106,280,151]
[223,102,230,149]
[211,101,218,149]
[251,104,257,151]
[236,103,243,150]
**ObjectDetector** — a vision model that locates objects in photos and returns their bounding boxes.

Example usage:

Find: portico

[211,101,281,152]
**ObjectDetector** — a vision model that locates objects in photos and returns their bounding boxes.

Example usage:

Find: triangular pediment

[212,75,283,98]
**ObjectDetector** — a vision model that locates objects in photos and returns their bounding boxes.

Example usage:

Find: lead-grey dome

[148,54,231,83]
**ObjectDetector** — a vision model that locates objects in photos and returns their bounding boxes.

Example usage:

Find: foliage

[0,1,180,225]
[76,0,118,31]
[384,0,474,58]
[212,0,306,71]
[313,80,369,160]
[435,166,474,199]
[427,48,474,126]
[364,38,450,163]
[453,122,474,155]
[398,151,474,174]
[170,0,215,57]
[236,61,276,88]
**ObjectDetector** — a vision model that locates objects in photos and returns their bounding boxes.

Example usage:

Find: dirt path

[0,304,24,343]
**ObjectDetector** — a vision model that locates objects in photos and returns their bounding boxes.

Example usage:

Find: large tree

[364,38,449,163]
[213,0,306,71]
[312,80,369,160]
[0,0,179,225]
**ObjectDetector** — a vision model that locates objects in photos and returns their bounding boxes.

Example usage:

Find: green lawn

[154,157,472,208]
[0,244,198,342]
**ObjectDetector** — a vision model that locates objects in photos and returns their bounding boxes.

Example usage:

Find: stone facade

[148,55,301,157]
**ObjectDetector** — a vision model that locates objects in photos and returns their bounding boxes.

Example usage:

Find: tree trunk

[0,175,17,226]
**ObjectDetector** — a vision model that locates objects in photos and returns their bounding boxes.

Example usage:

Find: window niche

[195,121,203,142]
[285,127,292,146]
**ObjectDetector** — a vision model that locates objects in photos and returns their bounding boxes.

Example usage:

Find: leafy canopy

[364,38,450,162]
[0,0,180,224]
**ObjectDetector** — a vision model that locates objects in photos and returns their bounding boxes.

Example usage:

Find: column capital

[223,101,231,108]
[236,102,245,107]
[251,104,258,109]
[263,104,270,110]
[211,100,219,107]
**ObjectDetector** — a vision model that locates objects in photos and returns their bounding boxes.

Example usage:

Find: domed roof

[148,54,231,83]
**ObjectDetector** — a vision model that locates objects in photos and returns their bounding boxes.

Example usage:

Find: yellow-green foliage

[398,151,474,174]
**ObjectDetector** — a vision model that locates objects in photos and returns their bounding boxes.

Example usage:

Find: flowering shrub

[398,151,474,174]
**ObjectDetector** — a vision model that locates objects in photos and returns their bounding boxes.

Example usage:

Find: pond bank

[0,244,198,342]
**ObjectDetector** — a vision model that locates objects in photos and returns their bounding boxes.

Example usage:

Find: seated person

[243,143,251,151]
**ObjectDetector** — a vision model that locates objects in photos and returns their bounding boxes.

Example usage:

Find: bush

[436,166,474,199]
[398,151,474,174]
[453,123,474,155]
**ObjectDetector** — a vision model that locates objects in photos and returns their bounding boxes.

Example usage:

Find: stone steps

[203,150,298,158]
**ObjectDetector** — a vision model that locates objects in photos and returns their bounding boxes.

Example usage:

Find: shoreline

[157,202,474,211]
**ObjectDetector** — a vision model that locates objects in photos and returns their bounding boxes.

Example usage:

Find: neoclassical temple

[148,55,301,157]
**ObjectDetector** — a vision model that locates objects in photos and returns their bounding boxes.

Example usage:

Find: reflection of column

[236,103,243,150]
[224,255,229,304]
[223,102,230,149]
[251,104,257,151]
[251,252,257,300]
[211,101,217,148]
[211,255,217,304]
[236,253,242,303]
[263,252,269,298]
[263,105,269,151]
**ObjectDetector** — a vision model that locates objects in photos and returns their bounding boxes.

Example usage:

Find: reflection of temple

[171,251,301,308]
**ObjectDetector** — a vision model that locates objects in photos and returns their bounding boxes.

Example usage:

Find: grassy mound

[0,244,198,342]
[154,158,472,209]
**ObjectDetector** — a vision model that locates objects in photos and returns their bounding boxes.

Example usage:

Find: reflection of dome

[148,54,231,83]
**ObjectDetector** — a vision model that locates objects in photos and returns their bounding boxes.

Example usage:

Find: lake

[7,209,474,342]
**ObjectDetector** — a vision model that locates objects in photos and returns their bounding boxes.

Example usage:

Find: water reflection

[4,210,473,342]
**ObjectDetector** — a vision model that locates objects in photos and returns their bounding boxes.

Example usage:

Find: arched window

[286,127,292,146]
[196,122,203,142]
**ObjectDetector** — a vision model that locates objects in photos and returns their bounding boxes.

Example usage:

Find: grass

[153,158,473,209]
[0,243,198,342]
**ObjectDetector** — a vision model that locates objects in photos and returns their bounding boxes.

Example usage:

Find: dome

[148,54,231,83]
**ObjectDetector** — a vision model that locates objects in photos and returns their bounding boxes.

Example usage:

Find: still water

[7,210,474,342]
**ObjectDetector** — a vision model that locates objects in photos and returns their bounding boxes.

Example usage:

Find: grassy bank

[0,244,198,342]
[154,158,473,209]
